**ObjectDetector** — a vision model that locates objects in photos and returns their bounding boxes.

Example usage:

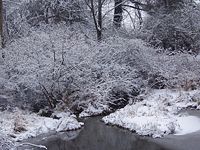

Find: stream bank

[18,110,200,150]
[18,116,168,150]
[149,109,200,150]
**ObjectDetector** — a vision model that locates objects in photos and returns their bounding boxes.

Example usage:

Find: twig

[17,143,47,149]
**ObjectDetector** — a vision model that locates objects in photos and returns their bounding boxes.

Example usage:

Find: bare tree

[85,0,103,41]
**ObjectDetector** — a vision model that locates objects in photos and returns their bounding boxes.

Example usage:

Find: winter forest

[1,0,200,150]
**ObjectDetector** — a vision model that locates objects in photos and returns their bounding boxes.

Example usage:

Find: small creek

[22,116,169,150]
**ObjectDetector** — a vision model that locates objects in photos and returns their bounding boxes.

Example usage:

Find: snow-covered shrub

[142,2,200,54]
[0,136,14,150]
[1,24,143,112]
[1,23,200,114]
[4,0,88,41]
[23,0,86,25]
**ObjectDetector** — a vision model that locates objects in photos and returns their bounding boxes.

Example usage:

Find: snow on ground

[175,115,200,135]
[102,89,200,138]
[0,108,83,141]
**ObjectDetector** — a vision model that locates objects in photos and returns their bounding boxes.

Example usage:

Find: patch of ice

[175,116,200,135]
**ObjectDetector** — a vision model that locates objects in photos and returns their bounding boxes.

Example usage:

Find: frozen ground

[102,89,200,138]
[0,108,83,142]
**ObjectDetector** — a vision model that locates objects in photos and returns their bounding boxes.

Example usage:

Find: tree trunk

[0,0,3,48]
[114,0,123,28]
[97,0,102,41]
[89,0,102,41]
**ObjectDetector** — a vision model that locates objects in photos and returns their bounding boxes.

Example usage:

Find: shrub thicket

[142,2,200,54]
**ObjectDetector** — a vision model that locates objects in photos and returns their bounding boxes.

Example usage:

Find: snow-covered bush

[142,2,200,54]
[1,24,143,112]
[23,0,86,24]
[1,22,200,114]
[0,136,14,150]
[4,0,88,41]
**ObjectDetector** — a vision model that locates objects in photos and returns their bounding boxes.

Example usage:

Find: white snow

[103,103,178,138]
[102,89,200,138]
[0,108,83,141]
[175,116,200,135]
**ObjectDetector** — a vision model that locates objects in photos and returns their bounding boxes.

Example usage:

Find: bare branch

[102,0,128,19]
[122,4,145,11]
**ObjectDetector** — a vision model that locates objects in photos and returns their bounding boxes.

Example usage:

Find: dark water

[27,117,168,150]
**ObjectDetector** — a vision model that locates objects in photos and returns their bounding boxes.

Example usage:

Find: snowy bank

[0,109,83,141]
[102,89,200,138]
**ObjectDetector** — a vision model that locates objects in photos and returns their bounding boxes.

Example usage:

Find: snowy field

[102,89,200,138]
[0,108,83,142]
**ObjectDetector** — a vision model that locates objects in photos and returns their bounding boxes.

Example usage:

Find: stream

[21,116,168,150]
[18,110,200,150]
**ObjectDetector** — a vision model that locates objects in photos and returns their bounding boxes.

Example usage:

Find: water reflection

[32,117,167,150]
